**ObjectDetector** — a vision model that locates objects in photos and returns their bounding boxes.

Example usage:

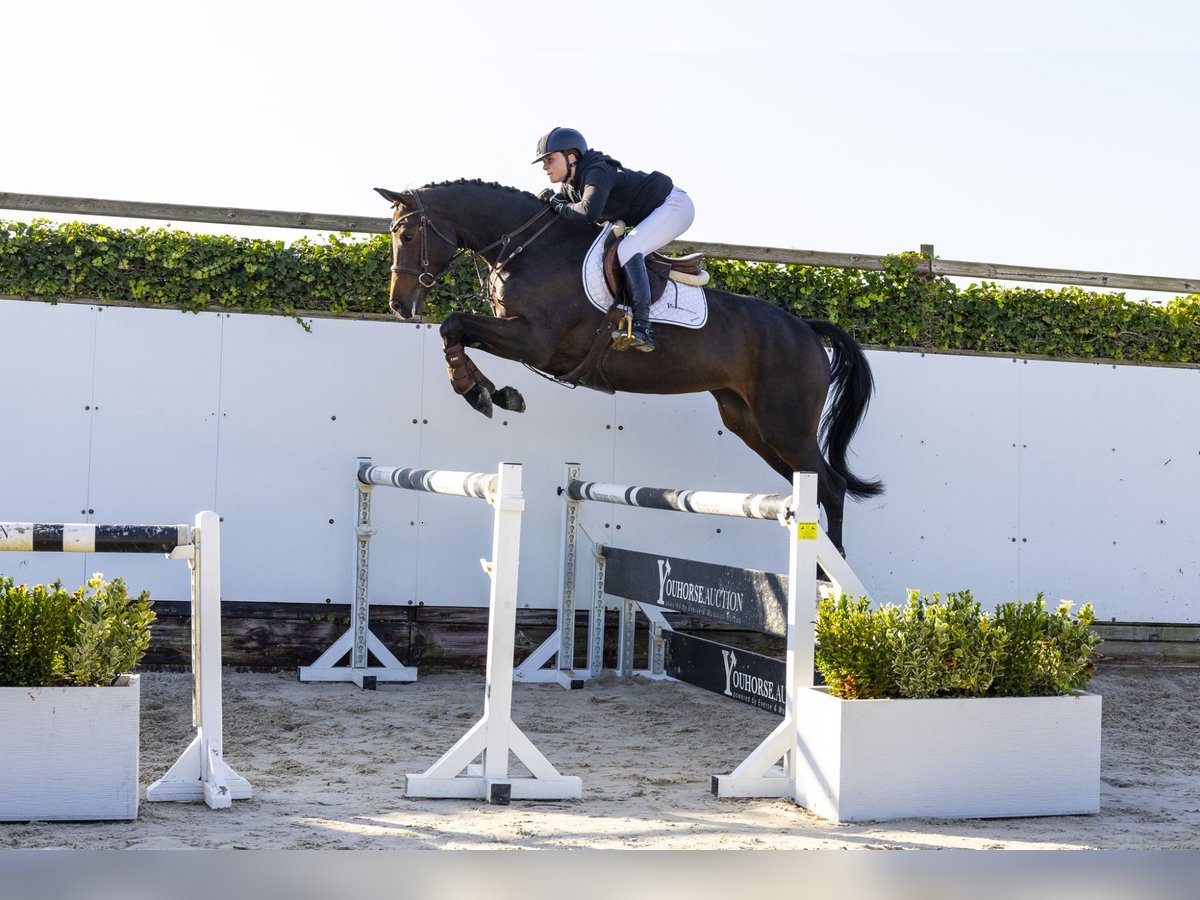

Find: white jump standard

[527,464,871,807]
[0,512,251,811]
[348,460,580,803]
[297,459,423,688]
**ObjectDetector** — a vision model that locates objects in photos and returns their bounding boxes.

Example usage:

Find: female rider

[533,126,695,352]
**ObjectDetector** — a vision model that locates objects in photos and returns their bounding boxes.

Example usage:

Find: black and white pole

[564,479,793,522]
[0,523,189,554]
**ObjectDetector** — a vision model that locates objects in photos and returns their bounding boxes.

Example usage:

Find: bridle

[388,189,461,288]
[389,188,559,290]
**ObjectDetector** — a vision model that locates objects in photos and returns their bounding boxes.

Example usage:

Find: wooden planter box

[793,686,1101,822]
[0,674,140,821]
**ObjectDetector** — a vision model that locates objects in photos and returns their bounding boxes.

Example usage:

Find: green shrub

[0,576,76,685]
[0,573,154,687]
[814,590,1101,700]
[813,595,898,699]
[3,218,1199,364]
[992,595,1102,696]
[886,591,1009,698]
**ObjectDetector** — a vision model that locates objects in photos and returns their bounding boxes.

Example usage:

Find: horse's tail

[808,320,885,500]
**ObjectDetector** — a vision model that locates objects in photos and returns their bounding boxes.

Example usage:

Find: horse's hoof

[493,387,526,413]
[464,384,493,418]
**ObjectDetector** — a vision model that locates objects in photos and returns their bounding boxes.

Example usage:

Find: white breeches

[616,187,695,266]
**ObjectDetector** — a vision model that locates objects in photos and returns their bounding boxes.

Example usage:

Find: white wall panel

[214,314,422,604]
[1016,360,1200,619]
[849,351,1022,603]
[85,305,222,600]
[0,301,96,588]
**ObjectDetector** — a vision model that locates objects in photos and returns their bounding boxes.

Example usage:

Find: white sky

[4,1,1199,290]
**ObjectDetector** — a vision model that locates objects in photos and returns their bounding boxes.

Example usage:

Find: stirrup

[611,312,639,352]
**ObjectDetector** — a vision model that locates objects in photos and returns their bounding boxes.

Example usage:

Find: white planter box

[794,686,1101,822]
[0,674,140,821]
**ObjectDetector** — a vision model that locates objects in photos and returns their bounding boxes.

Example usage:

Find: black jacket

[556,150,673,227]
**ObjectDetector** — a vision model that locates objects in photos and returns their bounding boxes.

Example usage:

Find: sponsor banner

[601,546,787,636]
[664,630,785,717]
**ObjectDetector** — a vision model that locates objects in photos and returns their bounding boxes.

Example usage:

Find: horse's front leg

[440,313,532,418]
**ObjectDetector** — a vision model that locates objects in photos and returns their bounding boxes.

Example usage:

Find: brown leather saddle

[602,223,708,304]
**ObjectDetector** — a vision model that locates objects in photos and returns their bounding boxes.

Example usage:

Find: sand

[3,664,1198,850]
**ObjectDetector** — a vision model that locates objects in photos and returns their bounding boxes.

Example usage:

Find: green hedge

[3,218,1197,364]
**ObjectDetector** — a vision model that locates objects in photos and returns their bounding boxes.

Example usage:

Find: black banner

[601,546,787,636]
[665,631,786,717]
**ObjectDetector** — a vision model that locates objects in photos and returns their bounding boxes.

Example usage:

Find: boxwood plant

[0,573,155,687]
[815,590,1101,699]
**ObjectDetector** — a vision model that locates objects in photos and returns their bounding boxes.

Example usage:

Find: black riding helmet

[532,127,588,164]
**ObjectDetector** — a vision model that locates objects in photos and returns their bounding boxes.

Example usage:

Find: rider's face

[541,151,571,184]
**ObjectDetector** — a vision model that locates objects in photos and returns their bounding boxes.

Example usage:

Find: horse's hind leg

[712,389,791,480]
[764,427,848,555]
[727,384,851,556]
[713,389,847,580]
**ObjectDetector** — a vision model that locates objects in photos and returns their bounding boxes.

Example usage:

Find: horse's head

[375,186,459,320]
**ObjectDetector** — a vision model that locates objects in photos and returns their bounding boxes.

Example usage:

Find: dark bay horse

[375,180,882,553]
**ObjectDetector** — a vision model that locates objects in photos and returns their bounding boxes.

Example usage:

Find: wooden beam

[0,191,391,234]
[4,191,1198,294]
[931,258,1198,295]
[663,240,890,271]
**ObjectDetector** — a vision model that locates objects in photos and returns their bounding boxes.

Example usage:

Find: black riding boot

[619,253,655,352]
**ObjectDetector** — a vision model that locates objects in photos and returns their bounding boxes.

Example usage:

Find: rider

[532,126,694,352]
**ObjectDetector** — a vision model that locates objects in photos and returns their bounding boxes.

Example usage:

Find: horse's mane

[423,178,540,203]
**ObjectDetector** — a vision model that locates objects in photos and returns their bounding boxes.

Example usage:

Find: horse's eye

[401,232,414,243]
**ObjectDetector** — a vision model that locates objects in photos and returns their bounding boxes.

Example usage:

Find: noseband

[389,188,558,290]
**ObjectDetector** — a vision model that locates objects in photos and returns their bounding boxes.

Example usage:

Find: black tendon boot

[618,253,656,352]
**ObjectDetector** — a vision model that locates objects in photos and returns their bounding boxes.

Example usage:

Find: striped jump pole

[358,462,497,501]
[0,523,189,554]
[0,512,251,810]
[564,479,794,522]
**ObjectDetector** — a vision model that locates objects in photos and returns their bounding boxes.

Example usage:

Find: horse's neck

[436,190,540,255]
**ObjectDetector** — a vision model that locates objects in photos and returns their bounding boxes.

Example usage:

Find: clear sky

[5,1,1199,293]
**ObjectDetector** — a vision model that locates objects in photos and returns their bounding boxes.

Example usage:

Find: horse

[375,179,882,554]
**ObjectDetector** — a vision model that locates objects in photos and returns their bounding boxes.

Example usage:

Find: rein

[390,188,557,289]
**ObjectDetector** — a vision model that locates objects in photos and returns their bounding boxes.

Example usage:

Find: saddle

[602,222,709,303]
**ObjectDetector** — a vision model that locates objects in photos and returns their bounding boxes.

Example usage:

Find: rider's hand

[537,188,556,202]
[549,196,570,216]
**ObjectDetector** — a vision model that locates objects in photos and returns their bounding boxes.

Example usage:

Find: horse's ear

[375,187,407,204]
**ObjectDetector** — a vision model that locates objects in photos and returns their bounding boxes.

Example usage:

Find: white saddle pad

[582,224,708,329]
